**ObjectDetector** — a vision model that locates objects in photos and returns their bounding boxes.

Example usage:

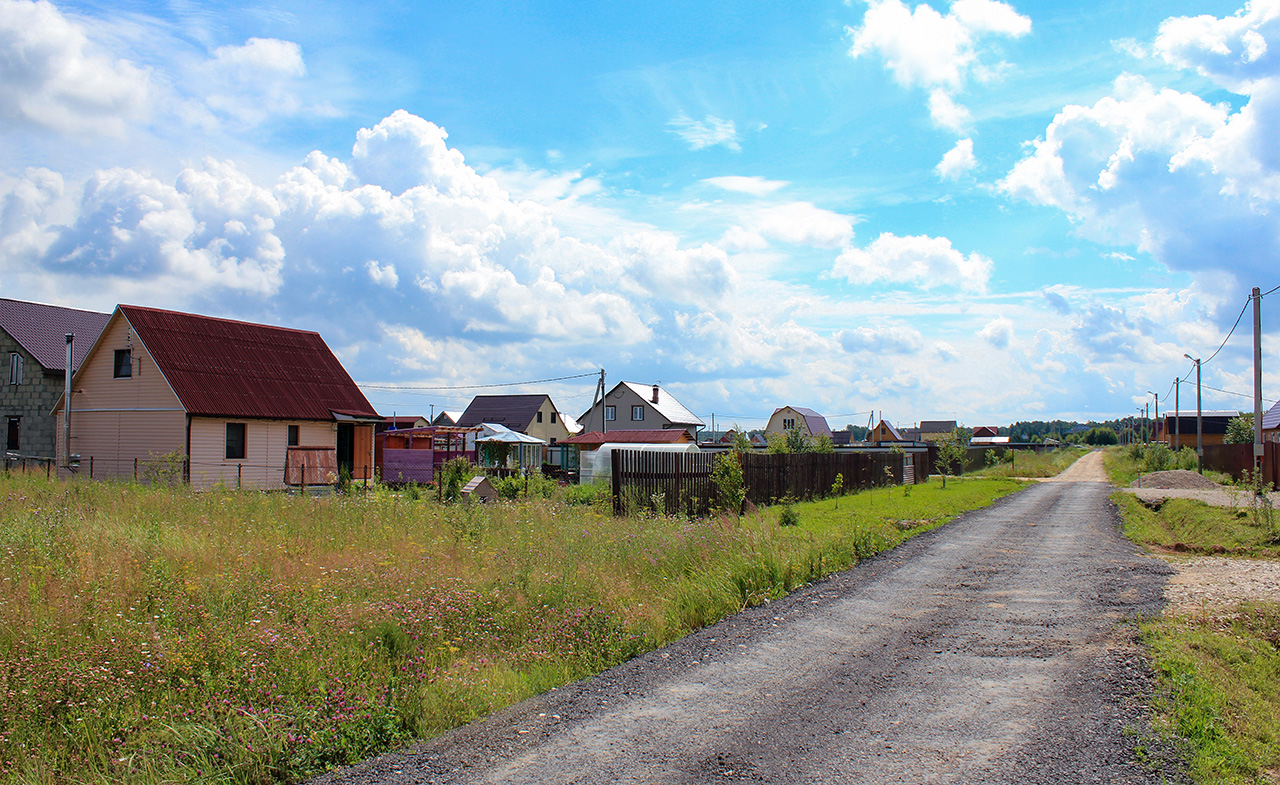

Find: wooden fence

[1201,442,1280,487]
[610,449,928,517]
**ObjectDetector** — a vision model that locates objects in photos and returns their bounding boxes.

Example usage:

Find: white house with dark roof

[1,298,110,459]
[578,382,703,438]
[455,394,571,444]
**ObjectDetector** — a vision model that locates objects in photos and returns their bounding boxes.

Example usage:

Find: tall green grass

[0,469,1021,784]
[970,446,1086,479]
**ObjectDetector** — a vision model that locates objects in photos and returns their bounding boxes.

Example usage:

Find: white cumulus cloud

[0,0,150,135]
[848,0,1030,130]
[936,137,978,179]
[833,232,992,290]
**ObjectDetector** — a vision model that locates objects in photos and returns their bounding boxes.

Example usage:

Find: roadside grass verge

[1103,444,1230,488]
[1113,494,1280,559]
[970,446,1087,479]
[1112,471,1280,783]
[0,470,1021,784]
[1143,603,1280,785]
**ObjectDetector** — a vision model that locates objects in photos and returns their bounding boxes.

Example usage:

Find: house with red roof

[2,299,110,460]
[52,305,380,490]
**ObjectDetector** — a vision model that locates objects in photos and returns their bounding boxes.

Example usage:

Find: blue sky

[2,0,1278,430]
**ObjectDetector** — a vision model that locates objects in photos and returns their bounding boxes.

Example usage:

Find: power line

[1201,296,1250,368]
[360,371,598,392]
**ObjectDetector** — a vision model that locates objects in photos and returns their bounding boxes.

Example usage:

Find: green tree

[785,426,811,453]
[936,427,970,488]
[730,426,754,454]
[1083,427,1118,445]
[710,452,746,514]
[1225,412,1254,444]
[811,434,834,453]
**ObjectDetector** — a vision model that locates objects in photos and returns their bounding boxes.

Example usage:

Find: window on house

[225,423,246,460]
[7,353,21,386]
[287,425,299,446]
[605,405,615,421]
[631,405,644,421]
[536,411,544,423]
[6,417,18,451]
[783,418,795,430]
[550,412,557,423]
[113,349,132,378]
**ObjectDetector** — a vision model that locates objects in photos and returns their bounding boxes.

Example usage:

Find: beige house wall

[55,313,186,476]
[56,410,186,480]
[765,407,810,437]
[189,417,335,491]
[525,398,571,443]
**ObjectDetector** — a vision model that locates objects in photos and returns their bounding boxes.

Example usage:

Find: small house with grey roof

[1,298,110,459]
[765,406,833,439]
[455,394,571,444]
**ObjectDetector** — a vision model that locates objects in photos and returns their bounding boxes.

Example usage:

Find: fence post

[237,463,242,490]
[89,456,94,479]
[134,457,138,480]
[46,459,51,480]
[611,449,622,516]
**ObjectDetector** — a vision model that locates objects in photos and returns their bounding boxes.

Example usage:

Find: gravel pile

[1130,469,1221,490]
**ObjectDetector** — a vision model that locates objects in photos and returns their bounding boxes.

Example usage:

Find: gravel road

[315,452,1182,784]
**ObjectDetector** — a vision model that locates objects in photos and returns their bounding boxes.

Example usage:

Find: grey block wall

[1,330,65,459]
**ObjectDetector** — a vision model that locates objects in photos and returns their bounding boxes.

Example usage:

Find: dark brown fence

[1201,442,1280,487]
[610,449,924,516]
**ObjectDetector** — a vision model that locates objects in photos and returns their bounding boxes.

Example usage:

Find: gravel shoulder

[314,452,1181,785]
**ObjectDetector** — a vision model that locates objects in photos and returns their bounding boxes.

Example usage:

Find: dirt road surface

[315,452,1180,784]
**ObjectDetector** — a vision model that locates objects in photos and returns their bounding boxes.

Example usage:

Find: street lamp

[1184,354,1203,473]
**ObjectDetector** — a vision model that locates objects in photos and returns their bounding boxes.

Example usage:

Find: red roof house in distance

[562,428,693,451]
[53,305,380,490]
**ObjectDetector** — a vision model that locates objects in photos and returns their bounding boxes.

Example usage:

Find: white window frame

[631,405,644,421]
[604,405,615,422]
[8,352,21,386]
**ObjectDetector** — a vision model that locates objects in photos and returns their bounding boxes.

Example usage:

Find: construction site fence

[610,448,933,517]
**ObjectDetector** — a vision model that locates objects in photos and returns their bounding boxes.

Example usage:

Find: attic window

[631,405,644,421]
[287,425,299,447]
[536,411,544,423]
[605,405,615,422]
[8,353,20,386]
[113,349,132,378]
[783,418,796,430]
[550,412,557,424]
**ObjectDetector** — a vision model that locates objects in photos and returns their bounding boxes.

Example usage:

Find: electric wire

[360,371,598,392]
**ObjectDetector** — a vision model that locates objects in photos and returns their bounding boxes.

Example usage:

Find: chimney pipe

[64,333,73,469]
[651,384,659,404]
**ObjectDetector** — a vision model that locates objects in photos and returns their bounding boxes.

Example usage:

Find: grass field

[1105,447,1280,784]
[0,469,1024,784]
[970,446,1087,479]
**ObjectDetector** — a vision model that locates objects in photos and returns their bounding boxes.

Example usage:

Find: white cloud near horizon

[848,0,1031,130]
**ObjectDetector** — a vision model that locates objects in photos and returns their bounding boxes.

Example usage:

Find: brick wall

[1,330,66,459]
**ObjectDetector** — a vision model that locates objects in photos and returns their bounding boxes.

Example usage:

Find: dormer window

[113,349,132,378]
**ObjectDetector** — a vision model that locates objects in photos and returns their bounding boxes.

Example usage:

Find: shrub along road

[316,452,1182,784]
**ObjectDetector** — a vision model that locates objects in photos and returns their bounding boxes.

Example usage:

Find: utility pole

[1147,390,1159,444]
[1185,354,1203,473]
[1253,286,1263,472]
[1174,377,1180,451]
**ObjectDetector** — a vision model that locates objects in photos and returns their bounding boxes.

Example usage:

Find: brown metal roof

[118,305,377,421]
[0,298,110,371]
[456,394,550,431]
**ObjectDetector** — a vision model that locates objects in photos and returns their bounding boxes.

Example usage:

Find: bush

[438,457,475,501]
[778,502,800,527]
[710,453,746,514]
[564,479,610,506]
